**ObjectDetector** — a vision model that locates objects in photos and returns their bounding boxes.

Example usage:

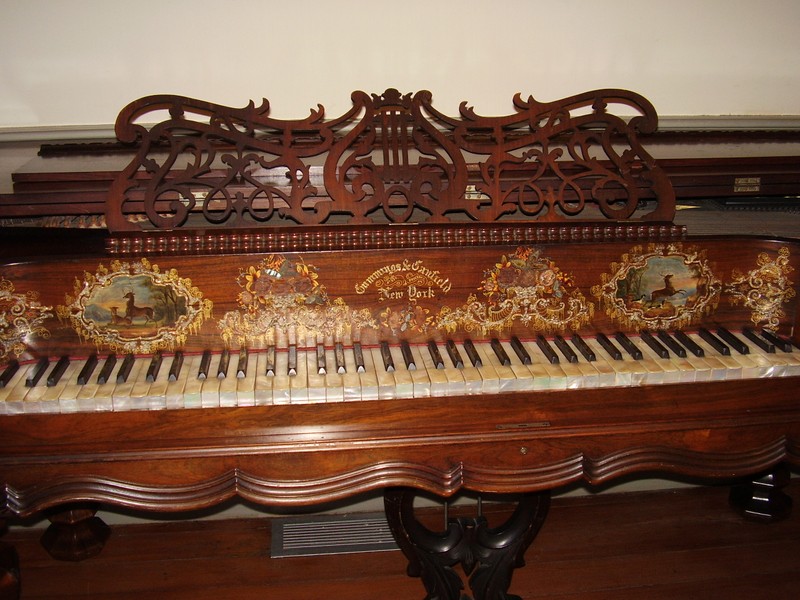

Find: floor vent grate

[271,512,399,558]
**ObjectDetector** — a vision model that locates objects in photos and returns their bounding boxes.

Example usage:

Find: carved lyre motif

[324,89,468,223]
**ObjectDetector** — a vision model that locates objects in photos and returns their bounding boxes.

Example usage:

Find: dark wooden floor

[4,479,800,599]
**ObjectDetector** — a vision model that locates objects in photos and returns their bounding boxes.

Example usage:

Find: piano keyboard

[1,328,798,414]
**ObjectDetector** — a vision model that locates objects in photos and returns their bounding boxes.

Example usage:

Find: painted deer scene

[83,274,186,337]
[613,254,707,321]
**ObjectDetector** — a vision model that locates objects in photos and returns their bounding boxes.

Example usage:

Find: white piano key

[580,339,618,388]
[369,347,397,400]
[415,344,451,397]
[475,342,517,393]
[322,347,345,403]
[164,356,188,410]
[41,359,82,413]
[271,348,291,405]
[235,350,258,407]
[520,341,567,391]
[253,351,275,406]
[687,333,743,380]
[342,344,365,402]
[388,345,415,399]
[638,340,683,385]
[1,361,36,414]
[305,348,327,403]
[218,361,240,408]
[113,357,148,411]
[181,354,204,409]
[288,346,310,404]
[407,345,432,398]
[439,343,467,396]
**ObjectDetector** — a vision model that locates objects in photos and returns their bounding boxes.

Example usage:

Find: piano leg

[39,504,111,562]
[384,488,550,600]
[729,463,793,523]
[0,517,20,600]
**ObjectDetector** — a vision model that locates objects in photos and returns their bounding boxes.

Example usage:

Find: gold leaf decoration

[436,246,593,334]
[0,276,53,359]
[727,247,795,331]
[218,255,377,347]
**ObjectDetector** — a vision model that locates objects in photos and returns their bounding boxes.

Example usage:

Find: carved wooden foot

[0,517,20,600]
[729,464,793,523]
[39,505,111,561]
[384,488,550,600]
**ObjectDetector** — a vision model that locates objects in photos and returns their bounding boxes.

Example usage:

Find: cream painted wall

[1,0,800,130]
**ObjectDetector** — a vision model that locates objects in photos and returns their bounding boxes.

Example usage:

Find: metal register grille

[271,512,398,558]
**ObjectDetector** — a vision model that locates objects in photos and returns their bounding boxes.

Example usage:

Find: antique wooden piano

[1,88,799,600]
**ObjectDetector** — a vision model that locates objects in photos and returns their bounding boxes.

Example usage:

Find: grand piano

[1,88,799,600]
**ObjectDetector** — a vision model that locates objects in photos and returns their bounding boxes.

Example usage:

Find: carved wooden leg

[0,516,21,600]
[729,463,793,523]
[39,504,111,561]
[384,488,550,600]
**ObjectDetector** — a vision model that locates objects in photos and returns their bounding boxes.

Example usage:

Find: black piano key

[716,327,749,355]
[0,360,20,388]
[490,338,511,366]
[353,342,366,373]
[168,351,184,382]
[673,331,704,357]
[198,350,212,380]
[47,355,70,387]
[315,344,327,375]
[553,335,578,363]
[265,346,276,376]
[287,345,298,376]
[116,354,135,384]
[698,328,729,356]
[334,342,346,374]
[25,357,49,387]
[510,336,531,365]
[657,331,686,358]
[570,334,595,362]
[379,341,395,372]
[640,331,669,359]
[596,333,622,360]
[77,354,98,385]
[742,327,775,354]
[760,329,793,353]
[216,349,230,379]
[615,332,642,360]
[445,340,463,369]
[536,335,559,364]
[146,352,163,382]
[237,348,249,378]
[427,340,444,369]
[97,353,117,384]
[400,340,416,370]
[463,339,482,367]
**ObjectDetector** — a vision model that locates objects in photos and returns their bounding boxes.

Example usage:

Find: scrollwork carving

[107,88,675,231]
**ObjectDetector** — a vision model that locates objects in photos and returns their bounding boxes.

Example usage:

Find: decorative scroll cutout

[217,255,376,347]
[593,244,722,330]
[57,259,212,354]
[436,247,593,334]
[0,277,53,359]
[726,247,795,331]
[107,88,674,231]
